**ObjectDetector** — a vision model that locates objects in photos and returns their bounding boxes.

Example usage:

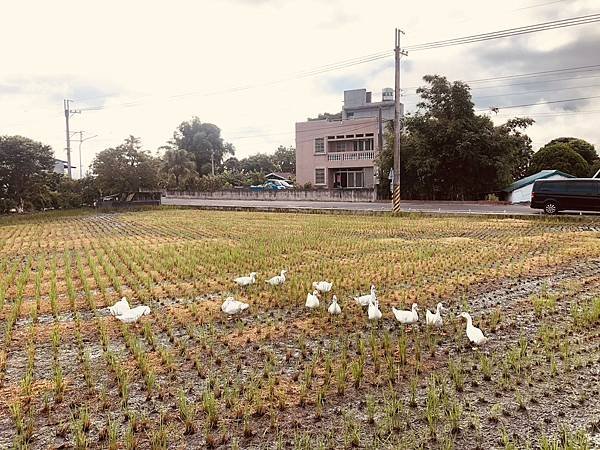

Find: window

[567,181,599,195]
[315,168,325,185]
[333,169,365,188]
[537,181,565,193]
[346,112,354,118]
[352,139,374,151]
[314,138,325,154]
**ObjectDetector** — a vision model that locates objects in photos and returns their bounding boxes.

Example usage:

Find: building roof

[265,172,294,180]
[502,170,575,192]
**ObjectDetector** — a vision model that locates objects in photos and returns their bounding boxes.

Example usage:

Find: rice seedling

[0,209,598,449]
[178,389,197,434]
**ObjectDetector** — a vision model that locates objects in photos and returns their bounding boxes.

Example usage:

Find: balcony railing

[327,151,375,162]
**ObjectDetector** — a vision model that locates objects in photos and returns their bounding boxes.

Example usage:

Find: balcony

[327,151,374,162]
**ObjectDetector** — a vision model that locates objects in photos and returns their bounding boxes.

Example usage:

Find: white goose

[266,270,287,286]
[221,297,250,315]
[312,281,333,293]
[367,299,382,320]
[108,297,130,316]
[426,302,444,327]
[116,305,150,323]
[328,295,341,315]
[460,312,489,346]
[392,303,419,324]
[234,272,257,287]
[305,290,320,309]
[354,285,376,307]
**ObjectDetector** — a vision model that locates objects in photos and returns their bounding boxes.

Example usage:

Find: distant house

[295,88,401,189]
[265,172,294,182]
[502,170,575,204]
[53,159,76,175]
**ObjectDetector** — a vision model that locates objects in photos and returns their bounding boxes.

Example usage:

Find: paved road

[163,197,541,215]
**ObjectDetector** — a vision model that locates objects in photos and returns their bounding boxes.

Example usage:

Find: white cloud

[1,0,599,177]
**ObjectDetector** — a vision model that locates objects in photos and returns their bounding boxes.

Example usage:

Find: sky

[1,0,599,177]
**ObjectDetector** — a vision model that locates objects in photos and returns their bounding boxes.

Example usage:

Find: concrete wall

[508,174,571,203]
[166,189,376,202]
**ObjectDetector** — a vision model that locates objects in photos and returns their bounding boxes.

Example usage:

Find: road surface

[163,197,541,215]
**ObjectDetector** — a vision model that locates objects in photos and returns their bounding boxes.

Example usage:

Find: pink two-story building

[295,88,401,189]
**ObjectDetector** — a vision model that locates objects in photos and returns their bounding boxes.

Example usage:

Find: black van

[531,179,600,214]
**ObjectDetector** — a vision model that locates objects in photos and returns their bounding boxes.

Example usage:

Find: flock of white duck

[106,270,489,346]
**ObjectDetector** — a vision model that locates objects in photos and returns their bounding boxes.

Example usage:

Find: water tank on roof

[382,87,394,102]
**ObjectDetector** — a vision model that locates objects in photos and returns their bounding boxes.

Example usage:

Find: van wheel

[544,201,558,215]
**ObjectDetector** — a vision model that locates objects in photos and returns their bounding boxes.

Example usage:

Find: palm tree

[162,148,196,188]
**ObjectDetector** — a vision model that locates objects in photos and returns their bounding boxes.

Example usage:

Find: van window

[567,181,599,195]
[537,181,567,192]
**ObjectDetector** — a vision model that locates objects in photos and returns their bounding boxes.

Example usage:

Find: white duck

[392,303,419,324]
[312,281,333,293]
[221,297,250,315]
[234,272,257,287]
[354,285,376,307]
[115,305,150,323]
[426,302,444,327]
[108,297,130,316]
[305,290,320,309]
[460,312,489,346]
[328,295,341,315]
[368,299,382,320]
[266,270,287,286]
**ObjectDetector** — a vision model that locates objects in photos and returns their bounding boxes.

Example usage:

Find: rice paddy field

[0,208,599,450]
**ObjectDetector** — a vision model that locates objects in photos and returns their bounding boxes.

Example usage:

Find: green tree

[0,135,54,212]
[161,147,197,188]
[528,143,589,177]
[223,157,241,173]
[544,137,597,165]
[271,145,296,173]
[172,117,235,176]
[377,75,534,200]
[308,112,342,121]
[240,153,276,174]
[91,135,160,195]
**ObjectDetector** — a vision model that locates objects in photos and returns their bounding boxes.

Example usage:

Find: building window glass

[333,169,365,188]
[315,168,325,185]
[314,138,325,154]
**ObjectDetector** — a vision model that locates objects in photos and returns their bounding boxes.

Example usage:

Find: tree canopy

[172,117,235,176]
[0,135,54,212]
[528,143,590,177]
[91,136,160,194]
[379,75,534,200]
[240,153,277,174]
[161,147,197,188]
[544,137,597,166]
[531,137,598,176]
[271,145,296,173]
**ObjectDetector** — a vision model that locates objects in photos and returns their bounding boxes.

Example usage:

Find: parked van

[530,179,600,214]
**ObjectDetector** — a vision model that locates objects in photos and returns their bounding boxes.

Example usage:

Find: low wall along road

[166,188,377,203]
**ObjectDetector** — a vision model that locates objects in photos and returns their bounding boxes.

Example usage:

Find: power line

[74,15,600,113]
[476,95,600,111]
[402,73,600,96]
[472,83,600,100]
[406,14,600,51]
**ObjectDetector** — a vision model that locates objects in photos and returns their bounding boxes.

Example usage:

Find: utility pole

[392,28,407,213]
[377,105,383,200]
[63,99,81,179]
[74,131,98,178]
